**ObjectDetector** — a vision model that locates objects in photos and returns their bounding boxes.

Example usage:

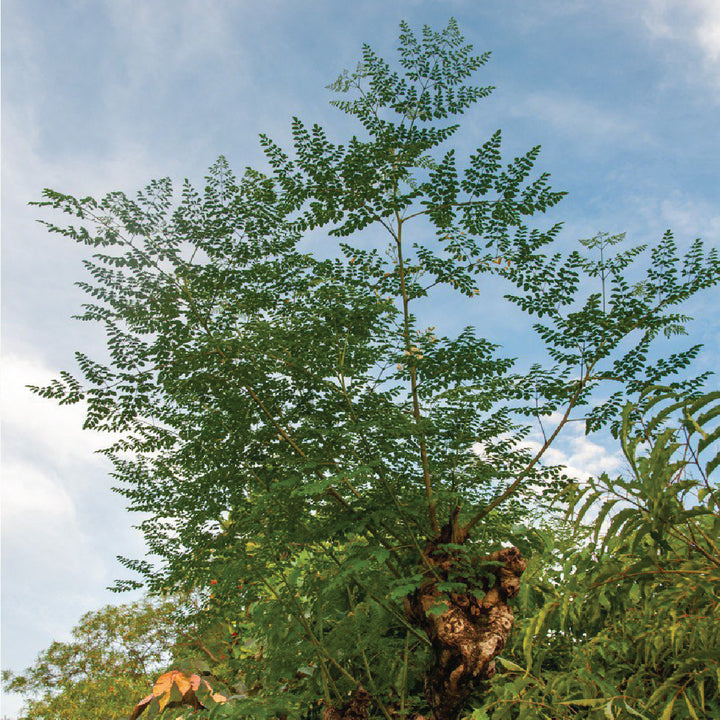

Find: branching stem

[395,213,439,534]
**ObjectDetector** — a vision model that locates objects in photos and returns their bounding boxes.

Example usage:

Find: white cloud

[2,460,78,532]
[1,345,149,703]
[521,428,624,483]
[1,350,113,468]
[474,414,624,484]
[105,0,237,67]
[656,194,720,239]
[641,0,720,86]
[523,410,624,481]
[0,347,130,575]
[0,458,109,621]
[696,3,720,62]
[617,189,720,254]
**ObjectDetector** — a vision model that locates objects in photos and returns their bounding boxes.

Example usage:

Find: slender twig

[345,586,394,720]
[259,576,343,703]
[315,541,433,646]
[399,631,410,716]
[464,361,597,533]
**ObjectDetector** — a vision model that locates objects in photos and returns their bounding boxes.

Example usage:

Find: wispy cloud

[509,91,646,149]
[103,0,239,82]
[640,0,720,91]
[474,413,625,486]
[522,413,625,483]
[696,3,720,62]
[2,459,79,533]
[1,348,146,665]
[2,351,113,467]
[655,193,720,240]
[618,189,720,251]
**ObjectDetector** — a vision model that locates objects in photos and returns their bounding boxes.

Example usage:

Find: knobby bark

[404,508,527,720]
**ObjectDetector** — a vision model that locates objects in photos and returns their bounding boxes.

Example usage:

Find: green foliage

[28,18,719,719]
[2,599,185,720]
[473,388,719,719]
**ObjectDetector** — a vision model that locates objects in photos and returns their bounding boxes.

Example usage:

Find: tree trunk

[404,508,527,720]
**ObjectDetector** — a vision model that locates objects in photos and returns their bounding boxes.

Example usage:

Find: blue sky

[2,1,719,716]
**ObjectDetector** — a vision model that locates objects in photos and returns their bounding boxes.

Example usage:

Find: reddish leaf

[128,669,222,719]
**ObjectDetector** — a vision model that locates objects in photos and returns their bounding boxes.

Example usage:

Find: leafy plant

[129,669,227,719]
[475,388,719,718]
[2,599,185,720]
[29,19,720,720]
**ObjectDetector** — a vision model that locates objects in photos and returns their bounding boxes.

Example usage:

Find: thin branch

[259,576,343,704]
[395,212,439,534]
[464,362,596,533]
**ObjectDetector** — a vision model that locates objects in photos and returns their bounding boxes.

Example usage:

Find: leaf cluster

[2,598,187,720]
[472,389,720,719]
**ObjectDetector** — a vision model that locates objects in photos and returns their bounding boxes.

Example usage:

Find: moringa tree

[31,19,719,720]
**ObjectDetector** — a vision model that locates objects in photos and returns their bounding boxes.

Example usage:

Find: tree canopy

[24,19,720,720]
[2,599,182,720]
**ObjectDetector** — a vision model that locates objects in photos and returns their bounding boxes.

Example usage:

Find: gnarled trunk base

[405,511,527,720]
